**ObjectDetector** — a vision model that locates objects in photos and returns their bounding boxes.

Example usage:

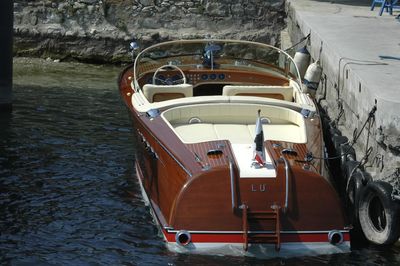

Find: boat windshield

[133,39,301,90]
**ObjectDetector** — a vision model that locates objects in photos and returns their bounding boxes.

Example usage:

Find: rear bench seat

[173,123,304,144]
[162,103,306,144]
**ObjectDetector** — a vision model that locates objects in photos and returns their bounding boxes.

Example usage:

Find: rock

[205,2,227,17]
[47,13,63,24]
[244,4,257,16]
[231,4,244,16]
[142,18,161,29]
[87,5,95,14]
[80,0,98,4]
[170,6,177,14]
[155,6,167,12]
[73,2,86,10]
[142,6,154,12]
[44,1,53,7]
[13,0,285,64]
[65,30,75,37]
[29,14,38,26]
[58,3,68,11]
[188,7,200,14]
[161,1,170,7]
[140,0,155,6]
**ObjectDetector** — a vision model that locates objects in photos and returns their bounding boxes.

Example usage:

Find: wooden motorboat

[118,39,350,257]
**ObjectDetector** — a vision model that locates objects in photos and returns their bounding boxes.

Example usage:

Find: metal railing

[280,156,290,212]
[229,159,236,211]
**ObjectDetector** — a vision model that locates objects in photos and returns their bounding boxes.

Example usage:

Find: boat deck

[161,102,308,178]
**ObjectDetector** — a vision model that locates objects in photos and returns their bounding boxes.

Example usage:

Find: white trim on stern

[166,241,351,258]
[231,144,276,178]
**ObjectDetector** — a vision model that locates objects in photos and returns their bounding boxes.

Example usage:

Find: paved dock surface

[287,0,400,155]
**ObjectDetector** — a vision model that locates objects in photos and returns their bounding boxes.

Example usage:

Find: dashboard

[140,69,288,87]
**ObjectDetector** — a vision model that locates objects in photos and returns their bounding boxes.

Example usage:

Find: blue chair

[371,0,400,15]
[371,0,387,12]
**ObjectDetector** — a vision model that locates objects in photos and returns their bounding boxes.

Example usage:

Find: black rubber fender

[358,181,400,245]
[340,144,356,165]
[333,135,348,155]
[358,170,372,185]
[346,171,364,222]
[344,160,360,181]
[329,126,341,137]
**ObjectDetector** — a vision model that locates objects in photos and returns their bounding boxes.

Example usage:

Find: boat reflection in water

[118,39,350,258]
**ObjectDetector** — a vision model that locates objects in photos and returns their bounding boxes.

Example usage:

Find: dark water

[1,58,399,265]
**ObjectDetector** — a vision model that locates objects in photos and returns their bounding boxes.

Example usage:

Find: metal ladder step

[242,204,281,251]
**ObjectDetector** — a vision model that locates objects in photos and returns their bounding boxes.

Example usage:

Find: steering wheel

[152,65,187,85]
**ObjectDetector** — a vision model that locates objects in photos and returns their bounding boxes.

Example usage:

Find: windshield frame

[132,39,301,91]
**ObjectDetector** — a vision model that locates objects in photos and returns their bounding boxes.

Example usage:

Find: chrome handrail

[280,156,290,212]
[229,159,236,211]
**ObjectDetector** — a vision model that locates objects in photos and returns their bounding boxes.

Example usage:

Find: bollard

[0,0,13,112]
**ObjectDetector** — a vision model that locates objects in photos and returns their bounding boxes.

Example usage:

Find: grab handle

[280,156,290,212]
[229,159,236,211]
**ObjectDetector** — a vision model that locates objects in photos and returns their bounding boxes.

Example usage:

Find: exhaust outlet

[175,230,191,246]
[328,230,344,245]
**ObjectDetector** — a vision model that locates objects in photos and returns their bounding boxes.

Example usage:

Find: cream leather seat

[142,83,193,103]
[222,85,293,101]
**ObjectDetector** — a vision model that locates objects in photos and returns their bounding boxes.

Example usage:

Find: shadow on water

[1,58,400,265]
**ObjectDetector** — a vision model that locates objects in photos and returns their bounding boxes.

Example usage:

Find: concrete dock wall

[285,0,400,184]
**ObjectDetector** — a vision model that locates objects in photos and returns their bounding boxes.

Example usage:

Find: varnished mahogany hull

[119,64,350,255]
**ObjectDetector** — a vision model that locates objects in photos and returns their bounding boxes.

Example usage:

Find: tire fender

[340,144,356,166]
[346,172,364,222]
[333,135,348,154]
[358,181,400,245]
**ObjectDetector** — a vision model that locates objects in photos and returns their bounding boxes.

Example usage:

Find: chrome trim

[328,230,344,245]
[280,156,290,212]
[188,117,202,124]
[229,160,236,211]
[175,230,191,246]
[281,148,297,155]
[146,108,160,118]
[165,229,350,234]
[137,128,193,177]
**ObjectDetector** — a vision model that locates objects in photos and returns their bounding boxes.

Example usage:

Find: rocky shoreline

[14,0,286,64]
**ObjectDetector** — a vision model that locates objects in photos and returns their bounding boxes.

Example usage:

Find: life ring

[358,181,400,245]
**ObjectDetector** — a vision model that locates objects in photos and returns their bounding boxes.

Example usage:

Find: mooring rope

[312,105,377,161]
[284,33,311,52]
